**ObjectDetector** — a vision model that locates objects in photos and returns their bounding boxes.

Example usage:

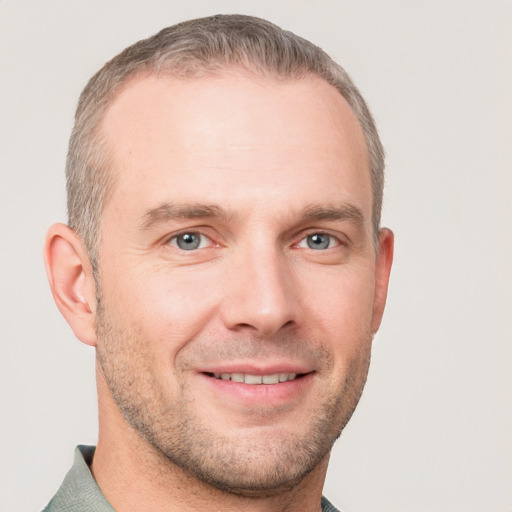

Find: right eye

[168,232,212,251]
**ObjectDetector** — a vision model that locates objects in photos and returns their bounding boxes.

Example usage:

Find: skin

[45,70,393,512]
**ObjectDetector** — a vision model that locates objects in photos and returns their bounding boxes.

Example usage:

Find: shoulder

[42,446,114,512]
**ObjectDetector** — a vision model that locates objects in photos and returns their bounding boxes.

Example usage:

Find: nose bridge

[221,235,298,336]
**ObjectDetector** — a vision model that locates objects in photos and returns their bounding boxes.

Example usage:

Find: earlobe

[371,228,394,334]
[44,223,98,346]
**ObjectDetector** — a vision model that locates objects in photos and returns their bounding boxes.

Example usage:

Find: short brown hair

[66,14,385,261]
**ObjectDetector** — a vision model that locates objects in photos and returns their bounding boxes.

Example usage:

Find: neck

[92,368,329,512]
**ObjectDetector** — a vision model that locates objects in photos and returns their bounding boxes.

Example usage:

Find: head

[46,14,393,499]
[66,14,385,264]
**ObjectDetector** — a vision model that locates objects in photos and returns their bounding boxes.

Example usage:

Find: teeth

[245,374,263,385]
[211,372,299,384]
[262,374,279,384]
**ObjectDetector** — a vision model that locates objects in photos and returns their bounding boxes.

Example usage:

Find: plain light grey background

[1,1,510,511]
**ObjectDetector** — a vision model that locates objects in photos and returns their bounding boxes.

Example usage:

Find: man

[43,14,393,512]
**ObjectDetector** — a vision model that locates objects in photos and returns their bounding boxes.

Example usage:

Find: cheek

[103,265,222,350]
[299,267,376,369]
[301,266,376,330]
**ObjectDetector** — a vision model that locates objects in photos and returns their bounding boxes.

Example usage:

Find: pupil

[308,234,329,250]
[178,233,199,250]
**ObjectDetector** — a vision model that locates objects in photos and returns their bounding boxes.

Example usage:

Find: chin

[159,430,332,497]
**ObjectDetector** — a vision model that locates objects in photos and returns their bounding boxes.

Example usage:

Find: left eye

[298,233,340,250]
[169,232,211,251]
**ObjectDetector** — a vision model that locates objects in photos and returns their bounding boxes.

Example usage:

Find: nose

[219,243,300,337]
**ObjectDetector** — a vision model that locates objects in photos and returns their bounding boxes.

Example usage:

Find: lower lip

[199,372,314,407]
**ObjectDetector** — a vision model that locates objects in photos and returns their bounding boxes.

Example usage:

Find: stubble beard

[95,299,372,498]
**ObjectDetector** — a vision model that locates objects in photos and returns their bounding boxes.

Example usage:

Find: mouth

[198,368,315,408]
[203,372,305,385]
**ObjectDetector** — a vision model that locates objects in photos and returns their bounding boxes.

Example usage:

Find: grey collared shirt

[43,446,341,512]
[43,446,114,512]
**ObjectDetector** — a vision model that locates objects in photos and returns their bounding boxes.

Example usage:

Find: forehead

[99,71,371,222]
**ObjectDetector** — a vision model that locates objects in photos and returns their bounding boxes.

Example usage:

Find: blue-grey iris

[176,233,201,250]
[307,233,330,250]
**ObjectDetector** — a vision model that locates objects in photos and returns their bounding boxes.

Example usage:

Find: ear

[44,223,98,346]
[371,227,394,334]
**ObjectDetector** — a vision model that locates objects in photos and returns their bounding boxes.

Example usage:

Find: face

[94,71,391,495]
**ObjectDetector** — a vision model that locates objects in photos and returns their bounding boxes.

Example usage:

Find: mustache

[178,333,332,370]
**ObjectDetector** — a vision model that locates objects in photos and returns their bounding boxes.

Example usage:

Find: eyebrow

[299,204,364,225]
[139,201,365,230]
[139,202,232,230]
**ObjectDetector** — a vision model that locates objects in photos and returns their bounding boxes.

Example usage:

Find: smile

[205,372,302,384]
[200,370,315,406]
